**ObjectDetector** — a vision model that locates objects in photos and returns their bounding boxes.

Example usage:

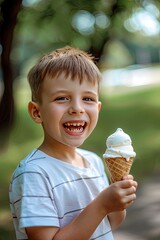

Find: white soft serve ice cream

[103,128,136,161]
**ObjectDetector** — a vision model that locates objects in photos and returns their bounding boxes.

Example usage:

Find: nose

[68,100,85,115]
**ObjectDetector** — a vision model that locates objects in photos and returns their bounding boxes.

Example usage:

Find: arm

[26,179,137,240]
[26,196,107,240]
[108,210,126,230]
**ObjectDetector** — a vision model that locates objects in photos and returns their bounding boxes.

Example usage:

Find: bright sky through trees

[124,4,160,36]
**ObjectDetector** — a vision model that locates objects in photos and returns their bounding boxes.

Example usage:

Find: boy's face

[29,74,101,149]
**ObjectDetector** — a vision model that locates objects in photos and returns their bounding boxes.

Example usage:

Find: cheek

[40,107,57,126]
[89,108,100,126]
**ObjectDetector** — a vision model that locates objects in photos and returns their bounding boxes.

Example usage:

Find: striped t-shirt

[9,148,114,240]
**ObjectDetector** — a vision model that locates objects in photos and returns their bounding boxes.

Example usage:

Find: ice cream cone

[105,157,134,182]
[103,128,136,182]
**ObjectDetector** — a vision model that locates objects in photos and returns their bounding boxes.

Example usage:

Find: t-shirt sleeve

[11,164,60,231]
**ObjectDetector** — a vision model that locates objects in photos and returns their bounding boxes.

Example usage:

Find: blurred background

[0,0,160,239]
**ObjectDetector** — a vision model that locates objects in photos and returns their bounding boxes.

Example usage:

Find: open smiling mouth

[63,121,86,133]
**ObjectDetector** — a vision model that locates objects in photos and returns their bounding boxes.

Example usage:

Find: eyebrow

[83,91,98,96]
[50,90,98,96]
[49,90,68,96]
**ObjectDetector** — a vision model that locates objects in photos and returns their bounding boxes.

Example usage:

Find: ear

[98,101,102,112]
[28,101,42,124]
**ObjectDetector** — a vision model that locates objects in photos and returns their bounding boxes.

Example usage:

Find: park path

[113,172,160,240]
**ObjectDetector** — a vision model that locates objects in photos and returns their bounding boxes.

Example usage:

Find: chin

[66,140,85,148]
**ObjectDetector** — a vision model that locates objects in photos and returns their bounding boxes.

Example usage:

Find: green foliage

[13,0,146,63]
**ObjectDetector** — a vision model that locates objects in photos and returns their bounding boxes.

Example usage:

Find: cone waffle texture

[105,157,133,182]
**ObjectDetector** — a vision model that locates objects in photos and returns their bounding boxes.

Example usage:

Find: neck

[38,141,86,168]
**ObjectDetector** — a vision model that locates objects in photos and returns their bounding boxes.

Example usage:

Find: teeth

[64,121,85,127]
[64,121,86,133]
[66,127,83,132]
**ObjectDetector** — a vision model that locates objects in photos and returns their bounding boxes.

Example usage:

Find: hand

[98,178,138,214]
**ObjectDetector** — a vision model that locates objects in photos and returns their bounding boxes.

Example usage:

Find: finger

[125,186,137,196]
[123,175,134,180]
[120,180,138,189]
[127,193,137,203]
[125,199,135,208]
[124,193,137,207]
[120,185,136,200]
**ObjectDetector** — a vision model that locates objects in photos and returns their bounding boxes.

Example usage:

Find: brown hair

[27,46,101,102]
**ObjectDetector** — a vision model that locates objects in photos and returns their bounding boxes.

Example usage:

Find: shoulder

[11,149,48,180]
[10,150,53,199]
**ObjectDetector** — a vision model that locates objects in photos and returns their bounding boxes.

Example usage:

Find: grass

[0,84,160,239]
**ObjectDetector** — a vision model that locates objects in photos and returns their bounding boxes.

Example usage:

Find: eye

[83,97,96,102]
[55,96,69,101]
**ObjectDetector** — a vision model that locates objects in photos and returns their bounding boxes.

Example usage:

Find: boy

[9,46,137,240]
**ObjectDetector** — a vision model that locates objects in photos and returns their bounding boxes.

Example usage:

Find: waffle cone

[105,157,134,182]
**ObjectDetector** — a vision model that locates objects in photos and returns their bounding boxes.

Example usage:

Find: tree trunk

[0,0,22,144]
[89,0,126,64]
